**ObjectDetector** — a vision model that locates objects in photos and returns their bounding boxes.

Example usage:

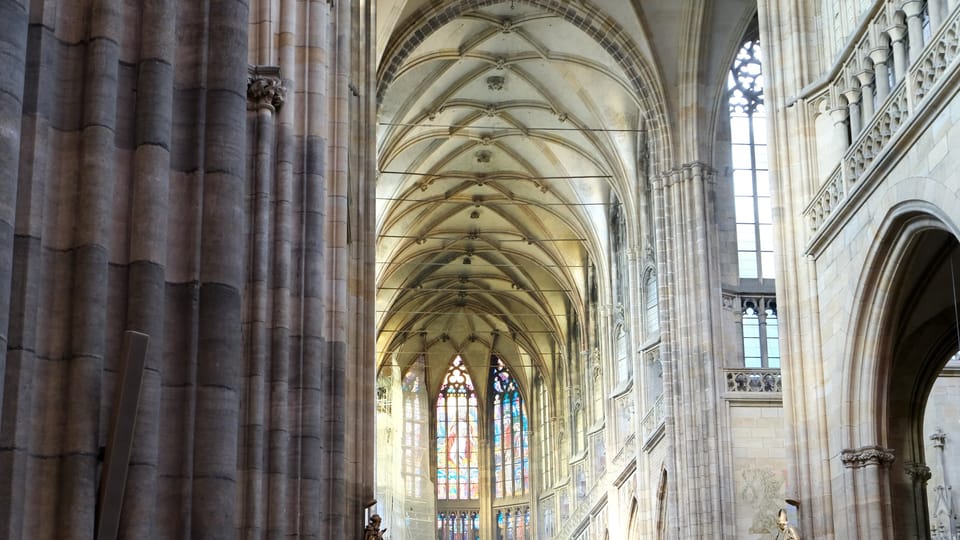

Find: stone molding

[840,445,896,469]
[247,65,286,112]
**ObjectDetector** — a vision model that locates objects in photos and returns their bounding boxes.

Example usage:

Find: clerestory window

[728,34,775,281]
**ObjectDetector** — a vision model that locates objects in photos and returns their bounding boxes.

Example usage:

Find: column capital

[247,65,286,112]
[840,445,895,469]
[904,461,932,484]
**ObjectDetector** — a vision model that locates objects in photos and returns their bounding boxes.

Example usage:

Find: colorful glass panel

[436,356,479,501]
[491,358,528,498]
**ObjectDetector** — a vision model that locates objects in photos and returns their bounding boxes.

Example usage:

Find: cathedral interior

[1,0,960,538]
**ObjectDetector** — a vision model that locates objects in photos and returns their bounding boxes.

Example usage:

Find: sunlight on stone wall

[730,405,787,539]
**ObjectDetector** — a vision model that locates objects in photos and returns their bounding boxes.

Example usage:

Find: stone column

[267,0,297,532]
[119,0,176,535]
[905,461,932,538]
[241,65,285,536]
[60,0,122,535]
[0,0,28,414]
[856,67,876,122]
[841,445,895,539]
[886,16,908,83]
[191,0,249,536]
[868,33,892,102]
[902,1,926,64]
[929,0,945,31]
[842,81,863,138]
[0,1,29,536]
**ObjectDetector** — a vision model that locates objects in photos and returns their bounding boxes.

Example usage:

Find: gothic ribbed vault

[375,0,660,389]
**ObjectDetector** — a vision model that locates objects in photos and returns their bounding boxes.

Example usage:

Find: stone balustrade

[640,392,666,442]
[803,0,960,233]
[724,368,782,393]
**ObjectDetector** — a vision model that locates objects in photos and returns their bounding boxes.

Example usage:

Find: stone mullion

[190,0,249,536]
[119,0,176,536]
[58,0,123,535]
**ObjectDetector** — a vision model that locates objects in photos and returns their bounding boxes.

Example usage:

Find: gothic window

[615,324,629,385]
[742,298,780,368]
[403,364,426,497]
[643,270,660,339]
[495,507,530,540]
[491,359,529,498]
[728,33,775,281]
[437,511,480,540]
[436,356,480,501]
[536,376,553,488]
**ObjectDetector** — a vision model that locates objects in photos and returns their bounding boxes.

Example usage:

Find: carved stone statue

[776,508,801,540]
[364,514,386,540]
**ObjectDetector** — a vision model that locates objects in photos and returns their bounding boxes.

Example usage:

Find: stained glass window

[437,511,480,540]
[436,356,480,500]
[491,358,529,498]
[495,506,530,540]
[728,34,775,281]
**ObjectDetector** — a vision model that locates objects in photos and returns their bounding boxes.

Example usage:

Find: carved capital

[904,461,932,484]
[247,65,286,112]
[840,445,895,469]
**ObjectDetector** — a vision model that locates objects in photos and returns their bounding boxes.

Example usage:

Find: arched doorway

[844,210,960,539]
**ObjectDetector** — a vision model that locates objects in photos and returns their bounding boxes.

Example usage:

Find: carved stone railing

[724,368,782,393]
[640,392,665,443]
[803,0,960,234]
[844,80,909,181]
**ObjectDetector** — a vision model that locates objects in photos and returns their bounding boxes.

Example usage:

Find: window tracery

[436,356,480,501]
[728,35,775,281]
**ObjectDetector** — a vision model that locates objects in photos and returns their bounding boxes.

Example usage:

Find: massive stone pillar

[652,162,725,538]
[0,0,376,538]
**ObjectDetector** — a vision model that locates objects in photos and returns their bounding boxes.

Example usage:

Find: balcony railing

[802,0,960,235]
[724,368,782,393]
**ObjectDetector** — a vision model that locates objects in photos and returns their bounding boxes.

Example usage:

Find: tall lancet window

[491,358,529,499]
[436,356,480,501]
[728,32,774,280]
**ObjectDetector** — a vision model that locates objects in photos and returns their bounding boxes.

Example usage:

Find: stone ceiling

[374,0,754,392]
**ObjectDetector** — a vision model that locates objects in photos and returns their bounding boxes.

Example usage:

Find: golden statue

[776,508,801,540]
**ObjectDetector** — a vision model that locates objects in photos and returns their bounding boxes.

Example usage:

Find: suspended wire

[378,233,586,242]
[377,286,571,293]
[378,170,612,180]
[378,329,559,334]
[376,310,568,317]
[378,121,646,133]
[376,260,590,269]
[376,196,612,206]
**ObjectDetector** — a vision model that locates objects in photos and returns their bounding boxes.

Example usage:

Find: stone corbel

[840,445,895,469]
[247,65,286,112]
[904,461,932,485]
